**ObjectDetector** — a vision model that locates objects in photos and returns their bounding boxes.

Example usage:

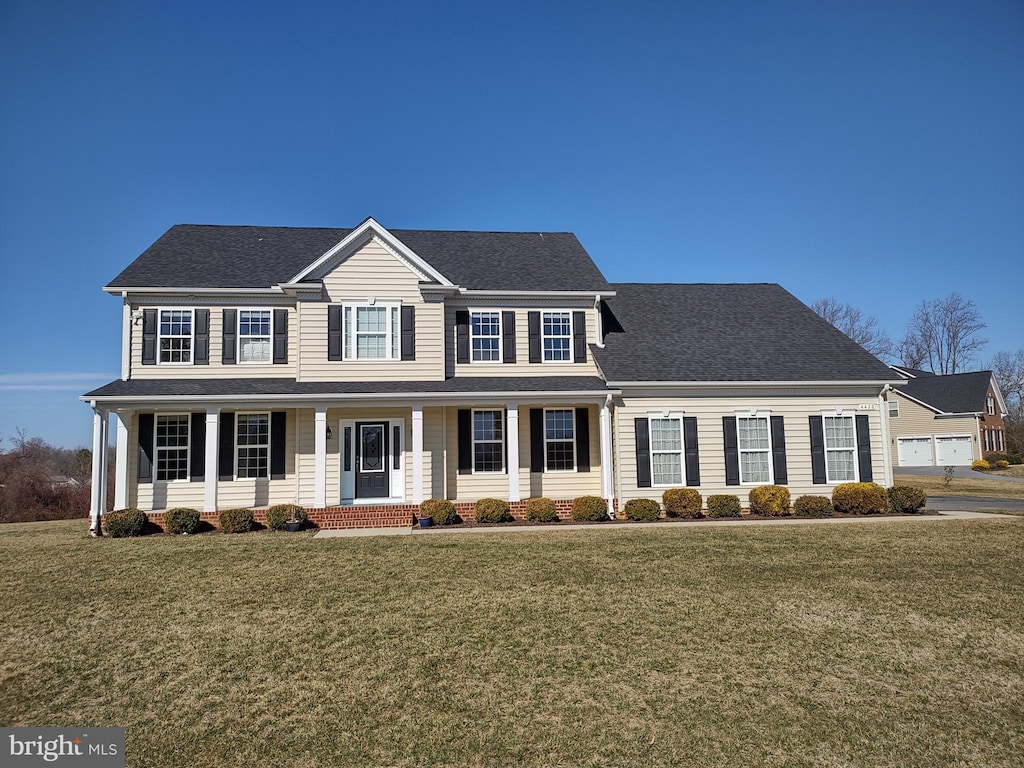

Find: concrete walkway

[314,509,1015,538]
[894,465,1024,483]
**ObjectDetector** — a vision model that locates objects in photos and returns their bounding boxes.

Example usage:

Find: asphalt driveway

[895,465,1024,484]
[926,496,1024,512]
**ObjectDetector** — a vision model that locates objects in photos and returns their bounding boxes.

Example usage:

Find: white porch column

[412,404,424,503]
[506,404,520,502]
[600,397,614,511]
[114,411,129,510]
[89,407,106,534]
[204,408,219,512]
[314,406,327,508]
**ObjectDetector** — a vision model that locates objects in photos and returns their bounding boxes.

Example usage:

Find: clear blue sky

[1,0,1022,449]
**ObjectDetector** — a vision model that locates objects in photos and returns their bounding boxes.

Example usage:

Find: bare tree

[990,350,1024,455]
[899,293,987,374]
[811,298,893,359]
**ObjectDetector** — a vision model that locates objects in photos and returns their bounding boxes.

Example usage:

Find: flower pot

[284,521,302,532]
[418,516,433,528]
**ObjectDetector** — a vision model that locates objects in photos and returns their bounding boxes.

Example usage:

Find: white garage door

[935,436,973,466]
[897,437,933,467]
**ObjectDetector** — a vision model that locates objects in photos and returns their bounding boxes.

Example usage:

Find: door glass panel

[361,425,384,472]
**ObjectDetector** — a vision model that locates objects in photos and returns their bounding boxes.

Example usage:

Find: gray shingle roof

[105,225,610,292]
[897,371,993,413]
[593,283,898,382]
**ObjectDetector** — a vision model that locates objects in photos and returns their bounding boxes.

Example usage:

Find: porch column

[314,406,327,508]
[114,411,129,510]
[89,407,106,534]
[600,397,614,510]
[506,403,520,502]
[204,408,219,512]
[411,404,424,503]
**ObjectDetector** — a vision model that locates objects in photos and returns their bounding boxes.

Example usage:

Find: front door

[355,422,389,498]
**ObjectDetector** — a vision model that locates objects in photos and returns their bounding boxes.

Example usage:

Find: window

[155,414,189,481]
[470,312,501,362]
[472,410,504,472]
[987,396,995,416]
[344,304,400,360]
[737,416,771,483]
[888,400,899,418]
[236,413,270,479]
[650,417,683,485]
[544,409,575,470]
[984,429,991,451]
[239,310,271,363]
[158,309,192,363]
[997,430,1004,451]
[823,415,856,482]
[542,312,571,362]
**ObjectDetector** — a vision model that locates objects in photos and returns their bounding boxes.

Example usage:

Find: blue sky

[1,0,1022,449]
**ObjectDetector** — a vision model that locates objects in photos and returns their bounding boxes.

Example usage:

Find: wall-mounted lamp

[326,425,333,440]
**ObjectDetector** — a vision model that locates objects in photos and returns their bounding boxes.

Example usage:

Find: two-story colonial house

[82,218,901,531]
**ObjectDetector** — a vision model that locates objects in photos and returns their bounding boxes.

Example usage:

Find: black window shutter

[270,412,286,480]
[528,311,541,363]
[723,416,740,486]
[572,310,586,363]
[770,415,788,484]
[502,311,516,363]
[455,310,470,364]
[401,306,415,361]
[142,309,157,365]
[530,408,544,472]
[222,309,237,365]
[634,418,651,488]
[683,416,700,487]
[273,309,288,364]
[327,306,342,361]
[809,415,826,484]
[219,412,235,481]
[137,413,154,483]
[190,413,205,481]
[855,414,873,482]
[194,309,210,365]
[457,409,472,474]
[575,407,590,472]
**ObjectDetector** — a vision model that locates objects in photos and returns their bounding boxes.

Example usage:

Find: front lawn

[2,519,1023,767]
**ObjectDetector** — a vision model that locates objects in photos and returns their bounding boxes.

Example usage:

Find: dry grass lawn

[898,472,1024,500]
[2,519,1023,768]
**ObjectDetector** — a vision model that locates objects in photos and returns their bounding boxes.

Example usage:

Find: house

[886,366,1008,467]
[82,218,901,531]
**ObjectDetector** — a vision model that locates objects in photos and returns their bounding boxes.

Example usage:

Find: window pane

[652,453,682,485]
[738,418,769,450]
[239,310,270,336]
[474,443,503,473]
[827,451,855,482]
[473,411,502,441]
[356,306,386,332]
[357,334,386,359]
[542,312,571,361]
[392,306,400,359]
[740,452,771,483]
[824,417,855,448]
[343,306,352,359]
[650,419,681,451]
[240,339,271,363]
[545,410,574,440]
[546,441,574,471]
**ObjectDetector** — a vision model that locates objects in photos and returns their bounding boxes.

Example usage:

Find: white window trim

[156,307,194,365]
[154,412,191,483]
[735,410,774,485]
[469,310,503,364]
[647,411,685,488]
[543,407,576,472]
[235,411,271,480]
[342,301,401,362]
[237,309,273,365]
[888,400,899,418]
[471,408,506,474]
[821,410,858,484]
[541,310,573,364]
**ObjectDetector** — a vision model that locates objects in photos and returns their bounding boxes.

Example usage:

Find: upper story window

[159,310,193,363]
[544,408,575,471]
[823,415,856,483]
[737,415,771,484]
[471,312,501,362]
[239,310,271,363]
[344,304,400,361]
[650,417,683,486]
[473,409,504,472]
[888,400,899,418]
[987,395,995,416]
[542,311,571,362]
[155,414,189,481]
[236,413,269,479]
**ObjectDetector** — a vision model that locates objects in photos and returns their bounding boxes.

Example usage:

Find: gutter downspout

[878,385,893,487]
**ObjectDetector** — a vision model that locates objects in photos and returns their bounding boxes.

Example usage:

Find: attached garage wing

[934,435,973,466]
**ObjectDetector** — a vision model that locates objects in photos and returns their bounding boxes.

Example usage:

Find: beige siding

[887,392,980,464]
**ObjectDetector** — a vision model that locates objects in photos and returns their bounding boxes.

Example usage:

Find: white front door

[935,435,973,466]
[897,437,934,467]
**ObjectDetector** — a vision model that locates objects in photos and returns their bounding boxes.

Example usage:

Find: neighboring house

[886,367,1008,467]
[82,218,901,531]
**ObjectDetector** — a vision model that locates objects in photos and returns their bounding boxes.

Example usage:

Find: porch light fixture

[326,425,333,440]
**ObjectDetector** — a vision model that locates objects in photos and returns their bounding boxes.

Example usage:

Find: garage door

[897,437,933,467]
[935,436,973,466]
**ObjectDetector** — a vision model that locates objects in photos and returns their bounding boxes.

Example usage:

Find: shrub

[985,453,1021,465]
[972,459,990,471]
[663,488,703,519]
[995,460,1010,470]
[571,495,609,521]
[831,483,887,515]
[474,498,512,524]
[525,497,558,523]
[105,508,147,538]
[266,504,307,531]
[164,507,201,535]
[624,498,660,521]
[419,499,459,526]
[707,495,741,518]
[748,485,791,517]
[219,508,254,533]
[887,486,927,514]
[793,495,833,518]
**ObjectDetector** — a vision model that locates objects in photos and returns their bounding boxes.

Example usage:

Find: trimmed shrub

[663,488,703,519]
[995,460,1010,470]
[888,486,927,514]
[105,508,147,538]
[624,498,660,521]
[571,495,609,521]
[219,508,254,533]
[985,453,1021,465]
[832,482,887,515]
[419,499,459,526]
[972,459,990,471]
[793,495,833,518]
[525,497,558,523]
[474,498,512,524]
[707,495,741,518]
[164,507,201,535]
[266,504,307,531]
[748,485,791,517]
